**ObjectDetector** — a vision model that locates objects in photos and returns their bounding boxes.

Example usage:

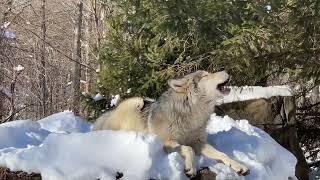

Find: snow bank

[205,114,297,180]
[0,120,50,149]
[0,131,182,180]
[38,111,91,133]
[0,112,297,180]
[217,86,293,105]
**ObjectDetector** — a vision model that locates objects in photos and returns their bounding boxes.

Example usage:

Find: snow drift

[0,111,297,180]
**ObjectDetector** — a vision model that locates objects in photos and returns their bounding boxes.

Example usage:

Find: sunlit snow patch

[0,112,296,180]
[38,111,91,133]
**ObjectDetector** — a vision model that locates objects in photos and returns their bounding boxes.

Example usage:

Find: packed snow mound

[0,112,296,180]
[0,120,50,149]
[38,111,92,133]
[217,86,293,104]
[206,114,297,180]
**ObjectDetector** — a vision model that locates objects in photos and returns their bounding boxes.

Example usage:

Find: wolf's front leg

[164,140,197,177]
[201,143,250,176]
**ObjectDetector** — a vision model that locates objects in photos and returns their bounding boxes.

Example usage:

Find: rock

[191,167,216,180]
[0,167,216,180]
[0,167,41,180]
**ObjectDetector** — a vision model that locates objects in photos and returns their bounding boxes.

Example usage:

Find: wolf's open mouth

[217,78,230,94]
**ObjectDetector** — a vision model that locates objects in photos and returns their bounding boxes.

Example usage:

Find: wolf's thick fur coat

[93,70,249,177]
[93,97,147,132]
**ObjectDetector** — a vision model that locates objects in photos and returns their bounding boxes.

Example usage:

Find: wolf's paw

[184,167,197,178]
[231,162,250,176]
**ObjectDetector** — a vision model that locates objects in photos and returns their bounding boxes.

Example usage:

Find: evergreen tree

[97,0,320,98]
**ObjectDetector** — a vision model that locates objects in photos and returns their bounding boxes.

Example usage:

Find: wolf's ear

[168,78,188,93]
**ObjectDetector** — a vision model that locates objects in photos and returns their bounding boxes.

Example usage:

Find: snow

[110,94,120,107]
[1,22,11,29]
[13,65,24,72]
[38,111,91,133]
[266,5,272,11]
[3,31,16,39]
[93,93,104,101]
[206,114,297,180]
[0,86,297,180]
[217,86,293,105]
[1,22,15,39]
[0,87,12,98]
[0,112,296,180]
[0,120,49,149]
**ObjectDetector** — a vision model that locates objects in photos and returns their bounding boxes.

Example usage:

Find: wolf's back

[93,97,148,132]
[92,112,112,131]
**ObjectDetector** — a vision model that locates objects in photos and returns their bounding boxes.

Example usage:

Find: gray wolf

[93,70,250,177]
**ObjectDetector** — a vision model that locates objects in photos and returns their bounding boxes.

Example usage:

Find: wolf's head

[168,70,230,103]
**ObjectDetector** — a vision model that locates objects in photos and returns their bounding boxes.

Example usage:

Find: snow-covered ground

[0,86,297,180]
[0,111,296,180]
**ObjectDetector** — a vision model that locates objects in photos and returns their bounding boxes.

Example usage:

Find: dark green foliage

[97,0,320,98]
[81,93,109,121]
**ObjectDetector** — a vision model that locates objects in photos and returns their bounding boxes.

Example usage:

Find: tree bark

[0,63,4,120]
[40,0,48,117]
[49,79,53,114]
[0,0,14,121]
[72,0,83,115]
[84,9,90,94]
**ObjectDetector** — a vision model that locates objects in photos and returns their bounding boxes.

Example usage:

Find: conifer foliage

[98,0,320,99]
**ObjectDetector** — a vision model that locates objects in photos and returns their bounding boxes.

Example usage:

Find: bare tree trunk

[82,10,91,116]
[49,79,53,114]
[7,72,17,122]
[0,61,4,120]
[0,0,14,121]
[92,0,101,47]
[1,69,23,123]
[40,0,48,117]
[84,14,90,94]
[72,0,83,115]
[0,96,4,120]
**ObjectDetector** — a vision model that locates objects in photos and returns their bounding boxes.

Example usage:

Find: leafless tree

[40,0,48,117]
[72,0,83,115]
[0,0,109,120]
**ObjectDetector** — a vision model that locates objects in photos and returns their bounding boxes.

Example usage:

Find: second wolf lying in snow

[93,70,249,177]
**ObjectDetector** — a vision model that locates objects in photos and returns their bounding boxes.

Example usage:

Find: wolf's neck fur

[160,89,215,130]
